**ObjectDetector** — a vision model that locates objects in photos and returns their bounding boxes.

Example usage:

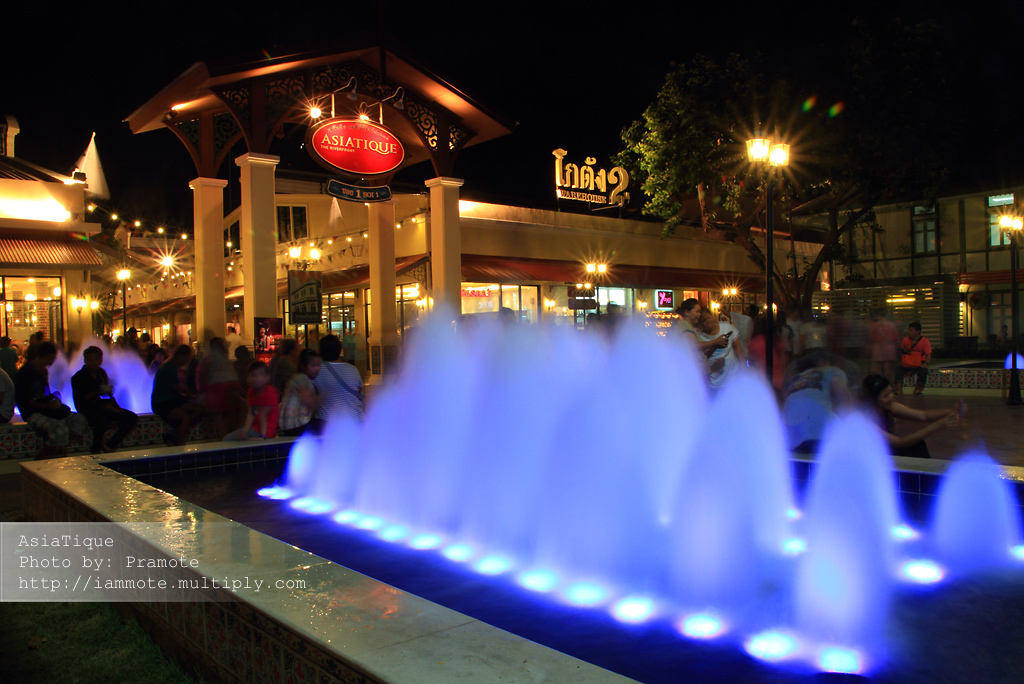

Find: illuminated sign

[552,149,629,206]
[655,290,674,310]
[307,119,405,176]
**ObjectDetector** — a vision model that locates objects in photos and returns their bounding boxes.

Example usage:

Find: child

[224,361,279,440]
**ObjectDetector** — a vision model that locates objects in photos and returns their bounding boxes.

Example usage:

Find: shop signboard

[552,149,630,207]
[306,118,405,176]
[326,179,392,203]
[288,270,322,325]
[655,290,674,310]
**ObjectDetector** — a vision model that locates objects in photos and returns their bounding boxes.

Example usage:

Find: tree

[616,18,955,312]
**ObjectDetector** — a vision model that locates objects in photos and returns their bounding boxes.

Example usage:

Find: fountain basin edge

[20,440,635,684]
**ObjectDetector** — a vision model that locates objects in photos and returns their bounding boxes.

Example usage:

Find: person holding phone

[697,309,745,388]
[72,346,139,454]
[862,374,964,459]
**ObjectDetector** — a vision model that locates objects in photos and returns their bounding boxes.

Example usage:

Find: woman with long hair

[278,348,321,437]
[862,374,965,459]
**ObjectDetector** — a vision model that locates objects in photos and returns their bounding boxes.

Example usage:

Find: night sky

[5,2,1023,233]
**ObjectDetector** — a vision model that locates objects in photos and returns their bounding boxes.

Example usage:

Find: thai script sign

[326,179,392,203]
[307,119,405,176]
[553,149,630,206]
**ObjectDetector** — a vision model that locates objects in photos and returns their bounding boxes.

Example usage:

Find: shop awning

[115,256,430,316]
[322,254,429,291]
[460,254,765,292]
[0,237,102,269]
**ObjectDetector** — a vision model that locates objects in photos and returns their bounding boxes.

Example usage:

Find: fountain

[259,315,1024,679]
[47,338,155,414]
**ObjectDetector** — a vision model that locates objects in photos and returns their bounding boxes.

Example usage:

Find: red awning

[958,269,1024,286]
[460,254,764,292]
[322,254,429,291]
[0,237,102,269]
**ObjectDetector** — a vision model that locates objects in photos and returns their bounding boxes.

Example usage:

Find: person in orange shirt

[895,321,931,395]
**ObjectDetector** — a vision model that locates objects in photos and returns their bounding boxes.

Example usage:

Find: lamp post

[747,137,789,385]
[117,268,130,340]
[585,263,607,317]
[999,213,1022,405]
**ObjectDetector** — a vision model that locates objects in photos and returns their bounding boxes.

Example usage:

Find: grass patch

[0,601,203,684]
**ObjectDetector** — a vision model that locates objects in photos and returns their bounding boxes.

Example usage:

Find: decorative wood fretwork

[173,118,202,159]
[265,76,306,139]
[216,84,251,143]
[404,100,437,150]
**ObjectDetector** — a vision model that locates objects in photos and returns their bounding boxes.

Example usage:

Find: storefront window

[461,283,539,324]
[1,276,63,345]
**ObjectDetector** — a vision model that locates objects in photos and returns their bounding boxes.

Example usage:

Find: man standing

[896,321,932,395]
[71,346,139,454]
[0,336,18,379]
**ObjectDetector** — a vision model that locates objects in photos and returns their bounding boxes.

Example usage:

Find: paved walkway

[896,392,1024,467]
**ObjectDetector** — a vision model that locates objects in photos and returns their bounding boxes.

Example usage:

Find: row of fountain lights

[259,481,1024,675]
[259,480,1024,674]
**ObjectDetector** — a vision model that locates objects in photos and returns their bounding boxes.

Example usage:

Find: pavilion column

[235,153,280,341]
[425,177,464,314]
[367,199,398,384]
[189,177,228,345]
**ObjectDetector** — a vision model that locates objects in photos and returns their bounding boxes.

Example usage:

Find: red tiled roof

[0,237,102,268]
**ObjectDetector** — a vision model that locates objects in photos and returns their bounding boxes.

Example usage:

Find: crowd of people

[674,298,967,459]
[0,329,365,458]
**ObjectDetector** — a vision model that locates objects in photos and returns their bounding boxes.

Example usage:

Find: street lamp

[117,268,131,340]
[748,136,790,385]
[999,213,1023,405]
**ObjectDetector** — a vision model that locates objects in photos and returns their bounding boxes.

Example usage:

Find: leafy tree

[616,18,955,311]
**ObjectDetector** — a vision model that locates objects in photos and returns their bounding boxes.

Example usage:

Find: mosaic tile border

[909,368,1021,390]
[0,414,212,460]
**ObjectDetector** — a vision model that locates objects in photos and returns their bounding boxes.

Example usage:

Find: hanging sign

[307,118,405,176]
[326,179,392,203]
[655,290,674,310]
[288,270,323,325]
[552,149,630,206]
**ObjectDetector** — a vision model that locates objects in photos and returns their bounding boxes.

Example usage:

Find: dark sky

[5,2,1023,233]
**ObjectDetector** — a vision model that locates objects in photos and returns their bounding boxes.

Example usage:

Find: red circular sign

[307,118,405,175]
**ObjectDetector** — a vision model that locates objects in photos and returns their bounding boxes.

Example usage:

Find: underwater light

[901,560,943,584]
[291,498,333,514]
[564,582,607,606]
[518,569,559,592]
[1012,545,1024,561]
[680,614,723,639]
[443,544,474,562]
[332,510,361,524]
[892,524,918,540]
[785,507,801,520]
[409,534,442,550]
[819,647,861,674]
[474,556,511,575]
[745,631,797,661]
[356,516,384,530]
[612,597,654,623]
[782,538,807,555]
[257,486,293,500]
[379,525,409,542]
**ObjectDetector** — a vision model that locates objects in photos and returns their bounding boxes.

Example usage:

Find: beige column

[425,177,464,313]
[367,200,398,384]
[189,177,229,344]
[62,269,91,346]
[235,153,280,340]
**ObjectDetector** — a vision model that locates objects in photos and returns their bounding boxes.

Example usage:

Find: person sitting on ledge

[151,344,204,446]
[71,346,139,454]
[15,341,90,458]
[224,361,278,441]
[863,374,965,459]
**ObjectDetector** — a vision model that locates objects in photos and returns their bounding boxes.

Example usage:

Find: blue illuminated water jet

[268,314,1024,676]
